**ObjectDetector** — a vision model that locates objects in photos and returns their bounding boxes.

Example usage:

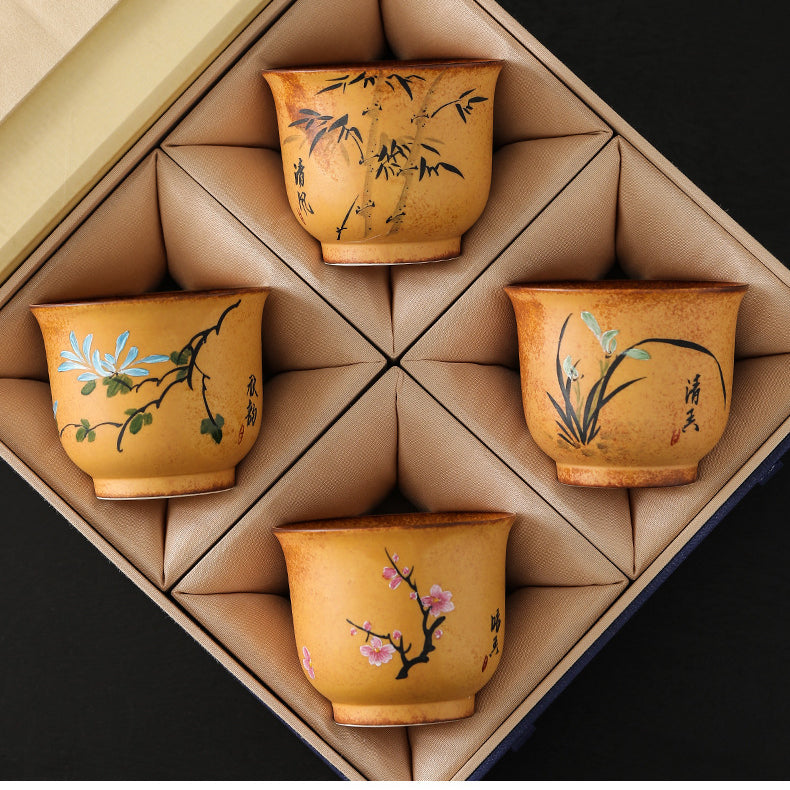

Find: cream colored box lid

[0,0,270,286]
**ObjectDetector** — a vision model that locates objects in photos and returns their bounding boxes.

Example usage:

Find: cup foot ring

[556,463,699,488]
[321,237,461,265]
[93,468,236,499]
[332,696,475,727]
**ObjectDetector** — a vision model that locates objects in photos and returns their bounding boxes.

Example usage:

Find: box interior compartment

[0,0,788,781]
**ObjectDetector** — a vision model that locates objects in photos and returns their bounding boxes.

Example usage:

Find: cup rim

[263,58,504,76]
[504,280,748,295]
[30,287,269,311]
[273,511,515,534]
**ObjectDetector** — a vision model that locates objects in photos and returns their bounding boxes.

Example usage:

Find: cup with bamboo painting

[263,59,502,265]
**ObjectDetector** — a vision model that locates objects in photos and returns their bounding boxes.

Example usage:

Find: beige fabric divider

[175,369,399,597]
[155,151,384,372]
[391,133,611,354]
[380,0,611,145]
[401,361,634,575]
[410,585,625,780]
[395,369,627,585]
[163,145,393,354]
[616,139,790,358]
[0,379,167,585]
[163,0,387,149]
[403,137,620,365]
[0,154,167,380]
[630,354,790,573]
[163,363,382,587]
[172,591,412,781]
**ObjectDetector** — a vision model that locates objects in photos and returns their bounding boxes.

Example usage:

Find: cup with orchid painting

[505,280,747,487]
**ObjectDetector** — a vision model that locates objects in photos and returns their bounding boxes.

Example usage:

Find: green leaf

[75,427,86,442]
[129,414,144,434]
[143,412,153,425]
[601,329,619,354]
[81,418,90,429]
[580,311,601,339]
[175,369,187,381]
[80,380,96,396]
[87,431,96,442]
[106,379,120,397]
[117,374,133,393]
[200,417,223,444]
[623,348,651,360]
[124,408,138,416]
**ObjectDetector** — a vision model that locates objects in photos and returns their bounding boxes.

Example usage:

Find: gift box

[0,0,788,780]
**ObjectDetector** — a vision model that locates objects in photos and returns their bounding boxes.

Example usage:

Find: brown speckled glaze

[274,511,514,726]
[505,281,747,487]
[32,288,268,498]
[263,59,502,265]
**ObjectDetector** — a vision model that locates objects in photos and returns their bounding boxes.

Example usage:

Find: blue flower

[58,330,169,381]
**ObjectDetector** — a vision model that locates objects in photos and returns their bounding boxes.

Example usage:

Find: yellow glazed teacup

[274,511,514,726]
[263,59,502,265]
[505,281,747,487]
[32,288,268,499]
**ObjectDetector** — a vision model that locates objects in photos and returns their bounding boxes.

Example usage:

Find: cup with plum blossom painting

[32,288,268,498]
[274,511,514,726]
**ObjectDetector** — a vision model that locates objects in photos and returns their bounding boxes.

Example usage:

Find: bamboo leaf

[328,113,349,132]
[309,127,327,156]
[316,82,343,94]
[421,143,440,154]
[458,89,475,98]
[348,71,366,85]
[622,348,651,360]
[468,96,488,104]
[455,104,466,122]
[439,162,464,178]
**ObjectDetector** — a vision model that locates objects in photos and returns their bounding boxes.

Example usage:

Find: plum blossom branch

[346,548,453,680]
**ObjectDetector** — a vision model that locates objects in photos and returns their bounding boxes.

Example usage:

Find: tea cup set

[30,59,746,726]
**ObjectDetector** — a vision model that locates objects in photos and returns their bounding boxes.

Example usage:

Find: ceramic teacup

[32,288,268,498]
[263,59,502,265]
[505,281,747,487]
[274,511,514,726]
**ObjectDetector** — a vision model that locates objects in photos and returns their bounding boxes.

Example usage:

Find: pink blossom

[360,636,396,667]
[349,628,357,636]
[434,629,443,639]
[402,567,409,575]
[421,584,455,617]
[409,591,417,600]
[392,630,402,641]
[363,620,372,630]
[382,566,401,589]
[302,646,315,679]
[392,553,399,563]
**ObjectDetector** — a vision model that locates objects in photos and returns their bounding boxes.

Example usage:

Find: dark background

[1,0,788,781]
